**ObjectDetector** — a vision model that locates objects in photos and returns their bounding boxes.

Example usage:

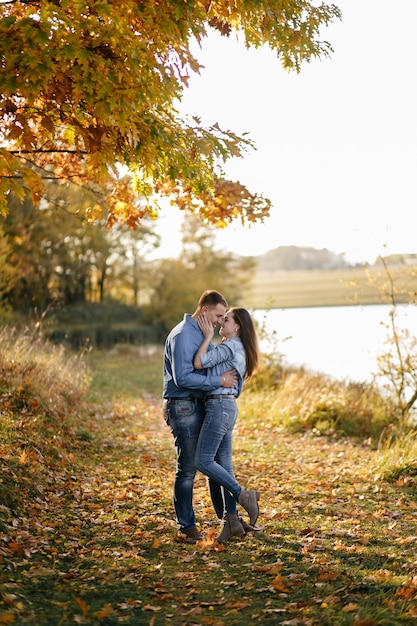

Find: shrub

[241,367,397,442]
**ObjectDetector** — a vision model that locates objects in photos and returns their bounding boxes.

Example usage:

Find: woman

[193,307,261,543]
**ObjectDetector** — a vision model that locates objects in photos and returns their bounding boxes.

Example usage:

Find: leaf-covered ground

[2,395,417,625]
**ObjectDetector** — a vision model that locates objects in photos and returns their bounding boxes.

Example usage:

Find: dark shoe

[217,513,246,543]
[238,489,260,526]
[239,517,263,533]
[182,527,203,543]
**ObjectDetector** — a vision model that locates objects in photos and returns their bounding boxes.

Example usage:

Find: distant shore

[245,266,417,310]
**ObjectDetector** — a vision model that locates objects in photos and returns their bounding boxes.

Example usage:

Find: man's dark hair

[198,290,228,309]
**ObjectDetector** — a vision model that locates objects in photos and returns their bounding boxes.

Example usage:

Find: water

[254,304,417,383]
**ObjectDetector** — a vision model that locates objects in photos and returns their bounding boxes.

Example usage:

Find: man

[163,290,237,543]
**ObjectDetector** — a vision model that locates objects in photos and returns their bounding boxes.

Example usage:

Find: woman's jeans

[164,398,223,530]
[195,397,240,516]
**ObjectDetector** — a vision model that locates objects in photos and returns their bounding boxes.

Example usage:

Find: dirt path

[2,397,417,625]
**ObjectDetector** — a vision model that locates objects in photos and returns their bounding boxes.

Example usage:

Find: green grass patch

[84,344,163,402]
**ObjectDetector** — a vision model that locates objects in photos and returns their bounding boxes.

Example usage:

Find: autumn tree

[116,222,161,306]
[3,194,59,311]
[145,215,256,333]
[0,0,341,228]
[0,225,19,320]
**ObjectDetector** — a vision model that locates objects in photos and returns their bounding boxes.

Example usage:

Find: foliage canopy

[0,0,341,227]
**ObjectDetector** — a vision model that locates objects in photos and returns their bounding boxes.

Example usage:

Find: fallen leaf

[342,602,359,612]
[94,604,113,619]
[7,543,25,556]
[318,569,340,582]
[74,597,89,616]
[23,567,56,578]
[271,575,291,593]
[19,450,28,465]
[254,560,284,574]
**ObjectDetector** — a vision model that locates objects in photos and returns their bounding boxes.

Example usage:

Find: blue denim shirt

[163,314,223,399]
[199,337,246,398]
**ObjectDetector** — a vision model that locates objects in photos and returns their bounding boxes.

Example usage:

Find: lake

[254,304,417,383]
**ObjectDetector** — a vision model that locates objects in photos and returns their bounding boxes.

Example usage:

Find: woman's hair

[228,307,259,379]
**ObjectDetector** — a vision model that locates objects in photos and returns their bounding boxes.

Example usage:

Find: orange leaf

[397,586,416,600]
[225,601,249,609]
[0,615,15,624]
[271,575,290,593]
[94,604,113,619]
[74,597,89,616]
[318,569,340,582]
[7,542,25,556]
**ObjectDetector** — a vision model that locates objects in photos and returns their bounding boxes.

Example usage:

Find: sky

[154,0,417,264]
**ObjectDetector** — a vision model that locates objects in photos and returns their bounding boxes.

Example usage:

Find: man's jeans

[164,398,224,530]
[195,397,240,516]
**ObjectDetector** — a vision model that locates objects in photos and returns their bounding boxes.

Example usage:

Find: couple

[163,290,261,544]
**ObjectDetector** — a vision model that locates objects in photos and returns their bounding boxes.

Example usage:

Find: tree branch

[8,149,88,155]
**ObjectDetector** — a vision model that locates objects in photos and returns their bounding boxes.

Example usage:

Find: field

[244,265,417,310]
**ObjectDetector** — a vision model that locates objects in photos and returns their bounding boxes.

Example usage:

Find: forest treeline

[256,245,417,272]
[0,190,256,344]
[2,190,416,348]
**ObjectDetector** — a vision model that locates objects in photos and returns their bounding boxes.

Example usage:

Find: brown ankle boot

[239,517,263,533]
[216,513,246,543]
[238,489,260,526]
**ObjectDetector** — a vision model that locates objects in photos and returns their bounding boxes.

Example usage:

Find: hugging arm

[194,314,237,389]
[172,330,236,390]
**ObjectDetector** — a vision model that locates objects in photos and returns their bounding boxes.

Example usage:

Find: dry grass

[0,326,89,417]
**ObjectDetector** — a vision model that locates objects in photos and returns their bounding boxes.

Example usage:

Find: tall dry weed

[0,326,89,417]
[241,368,396,442]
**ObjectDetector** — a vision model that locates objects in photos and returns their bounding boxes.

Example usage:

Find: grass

[3,334,417,624]
[83,344,163,402]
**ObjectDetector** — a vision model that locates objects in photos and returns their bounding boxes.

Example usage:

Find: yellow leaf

[63,126,75,144]
[19,451,28,465]
[343,603,359,612]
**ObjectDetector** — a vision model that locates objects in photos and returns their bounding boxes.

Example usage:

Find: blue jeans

[195,397,240,516]
[164,398,224,530]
